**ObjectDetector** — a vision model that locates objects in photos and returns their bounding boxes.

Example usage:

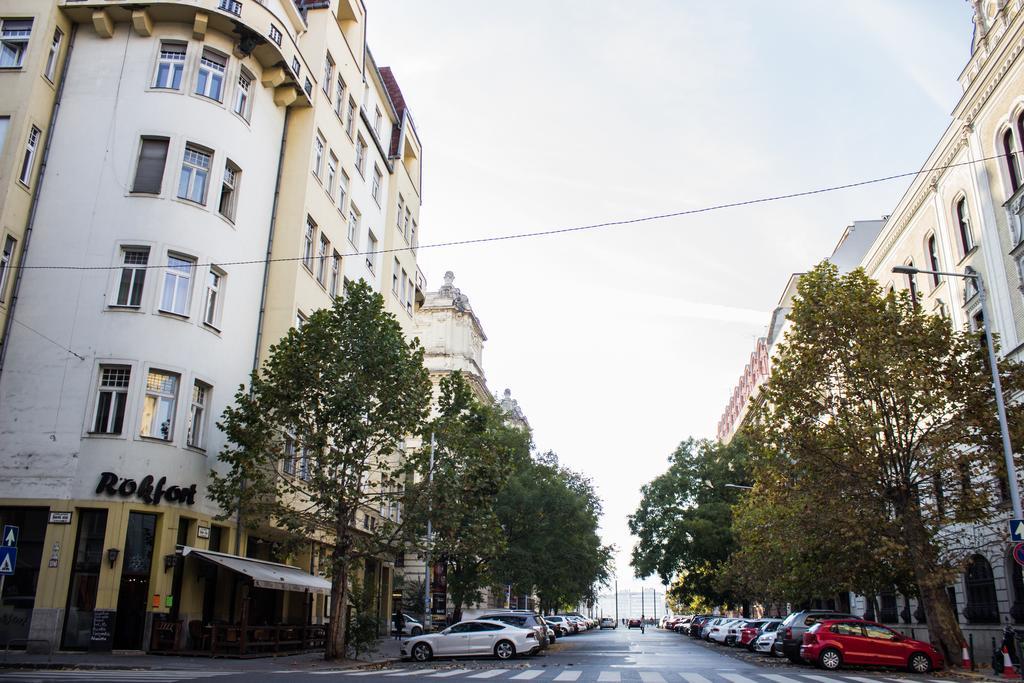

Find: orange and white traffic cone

[1002,646,1020,679]
[961,642,972,670]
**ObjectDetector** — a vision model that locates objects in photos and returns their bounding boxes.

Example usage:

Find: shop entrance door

[113,512,156,650]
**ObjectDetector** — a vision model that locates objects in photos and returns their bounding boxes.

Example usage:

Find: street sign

[1012,520,1024,542]
[1014,543,1024,568]
[48,512,72,525]
[0,547,16,575]
[2,525,18,548]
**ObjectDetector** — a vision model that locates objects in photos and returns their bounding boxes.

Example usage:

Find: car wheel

[411,642,433,662]
[494,640,516,660]
[908,652,932,673]
[817,648,842,670]
[410,627,422,636]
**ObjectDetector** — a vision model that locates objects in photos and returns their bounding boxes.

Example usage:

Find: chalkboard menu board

[89,610,115,651]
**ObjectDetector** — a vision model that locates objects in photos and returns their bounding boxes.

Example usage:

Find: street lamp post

[892,265,1023,520]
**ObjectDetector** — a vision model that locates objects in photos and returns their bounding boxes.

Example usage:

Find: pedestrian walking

[393,610,405,640]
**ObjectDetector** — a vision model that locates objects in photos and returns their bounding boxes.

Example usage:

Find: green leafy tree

[747,262,1024,663]
[629,438,750,610]
[404,372,532,622]
[208,281,432,660]
[496,453,613,613]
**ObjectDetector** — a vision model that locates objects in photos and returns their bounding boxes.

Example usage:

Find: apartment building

[0,0,424,653]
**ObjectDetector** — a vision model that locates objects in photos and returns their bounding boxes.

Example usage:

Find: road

[0,627,949,683]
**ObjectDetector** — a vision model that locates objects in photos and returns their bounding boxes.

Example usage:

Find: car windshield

[763,622,780,632]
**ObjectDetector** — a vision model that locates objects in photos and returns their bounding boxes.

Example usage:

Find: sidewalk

[0,637,404,672]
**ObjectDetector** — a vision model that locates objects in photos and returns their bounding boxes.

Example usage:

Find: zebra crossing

[320,669,945,683]
[0,670,233,682]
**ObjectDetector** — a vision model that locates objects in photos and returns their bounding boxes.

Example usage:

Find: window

[268,24,282,46]
[345,97,356,138]
[373,106,382,138]
[965,555,1000,623]
[92,365,131,434]
[326,152,337,197]
[927,234,941,287]
[114,247,149,307]
[303,217,316,271]
[160,255,194,316]
[329,251,340,297]
[334,74,346,118]
[400,269,407,305]
[355,137,367,176]
[403,207,411,242]
[295,310,307,328]
[831,622,864,637]
[366,232,377,273]
[219,162,239,221]
[0,235,16,302]
[44,28,62,81]
[323,53,333,97]
[347,206,360,246]
[195,49,227,101]
[392,257,400,293]
[132,138,169,194]
[298,446,310,481]
[140,369,179,440]
[396,195,405,233]
[187,381,209,449]
[1007,128,1023,194]
[291,57,300,78]
[903,259,917,293]
[371,165,382,204]
[407,277,414,314]
[178,146,211,204]
[862,624,897,640]
[233,69,253,120]
[956,197,974,256]
[313,132,325,179]
[411,219,417,250]
[203,268,223,328]
[0,19,32,69]
[283,437,296,475]
[18,126,39,186]
[338,171,349,213]
[316,233,329,284]
[153,42,186,90]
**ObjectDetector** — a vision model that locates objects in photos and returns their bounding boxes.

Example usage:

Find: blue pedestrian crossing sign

[2,525,18,548]
[0,547,16,575]
[1012,519,1024,543]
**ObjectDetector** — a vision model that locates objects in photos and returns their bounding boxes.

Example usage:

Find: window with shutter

[132,138,169,194]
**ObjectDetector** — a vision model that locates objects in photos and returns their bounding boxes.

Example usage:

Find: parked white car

[402,619,539,661]
[708,618,739,644]
[754,628,778,655]
[393,613,424,637]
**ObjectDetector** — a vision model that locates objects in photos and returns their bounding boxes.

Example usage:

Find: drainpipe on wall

[0,23,79,387]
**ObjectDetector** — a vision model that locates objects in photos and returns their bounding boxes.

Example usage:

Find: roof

[183,547,331,594]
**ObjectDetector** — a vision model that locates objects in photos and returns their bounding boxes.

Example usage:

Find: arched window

[964,554,1000,623]
[956,197,974,256]
[1005,128,1021,194]
[927,234,941,286]
[903,259,917,295]
[1010,550,1024,622]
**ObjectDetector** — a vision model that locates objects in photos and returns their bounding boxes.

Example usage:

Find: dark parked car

[688,615,711,638]
[627,618,642,629]
[800,619,943,672]
[777,610,861,663]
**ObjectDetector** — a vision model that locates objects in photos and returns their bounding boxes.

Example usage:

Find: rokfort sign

[96,472,197,506]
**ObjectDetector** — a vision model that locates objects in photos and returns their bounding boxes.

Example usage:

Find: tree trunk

[900,502,964,665]
[325,541,352,660]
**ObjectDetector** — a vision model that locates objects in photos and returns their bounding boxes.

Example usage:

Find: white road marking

[345,670,404,677]
[428,670,475,678]
[679,674,712,683]
[598,672,621,683]
[468,671,508,679]
[760,675,806,683]
[510,672,543,680]
[553,672,582,682]
[720,674,759,683]
[844,677,890,683]
[800,676,852,683]
[639,673,666,683]
[384,671,428,677]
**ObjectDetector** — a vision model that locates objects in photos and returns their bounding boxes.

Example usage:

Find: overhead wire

[11,152,1006,273]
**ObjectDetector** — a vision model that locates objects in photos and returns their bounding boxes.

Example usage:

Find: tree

[747,262,1024,663]
[496,452,613,613]
[628,437,749,609]
[404,372,532,622]
[208,280,432,660]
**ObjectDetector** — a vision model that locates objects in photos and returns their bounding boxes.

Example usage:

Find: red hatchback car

[800,619,944,673]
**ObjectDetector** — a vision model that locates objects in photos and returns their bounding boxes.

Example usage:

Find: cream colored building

[0,0,424,652]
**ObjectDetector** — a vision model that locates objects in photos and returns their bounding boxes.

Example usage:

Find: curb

[0,656,403,673]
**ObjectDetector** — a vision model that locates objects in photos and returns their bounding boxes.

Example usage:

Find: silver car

[402,619,539,661]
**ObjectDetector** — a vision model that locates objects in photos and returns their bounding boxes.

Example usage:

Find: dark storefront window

[62,509,108,649]
[208,526,223,553]
[114,512,156,650]
[879,589,899,623]
[0,508,47,647]
[965,555,1000,623]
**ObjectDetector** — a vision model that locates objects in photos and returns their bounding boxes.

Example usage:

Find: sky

[367,0,976,597]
